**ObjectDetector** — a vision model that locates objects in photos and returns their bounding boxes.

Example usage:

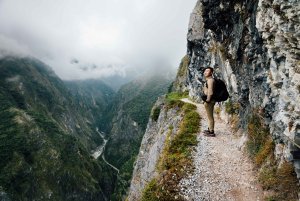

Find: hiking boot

[202,129,210,134]
[204,130,215,137]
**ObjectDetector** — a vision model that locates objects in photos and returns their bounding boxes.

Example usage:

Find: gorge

[128,0,300,200]
[0,57,173,200]
[0,0,299,200]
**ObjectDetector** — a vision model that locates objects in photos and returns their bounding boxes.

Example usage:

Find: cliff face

[127,98,184,200]
[127,1,299,198]
[103,74,173,200]
[186,0,299,174]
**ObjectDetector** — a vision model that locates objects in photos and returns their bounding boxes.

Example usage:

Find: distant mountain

[0,56,176,200]
[64,79,116,132]
[104,73,175,200]
[0,57,115,201]
[69,58,141,92]
[101,74,139,92]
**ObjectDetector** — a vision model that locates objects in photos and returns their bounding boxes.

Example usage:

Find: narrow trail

[179,98,263,201]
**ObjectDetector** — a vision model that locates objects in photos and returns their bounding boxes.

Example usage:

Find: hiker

[202,67,216,137]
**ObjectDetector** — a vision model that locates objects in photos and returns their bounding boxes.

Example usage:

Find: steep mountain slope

[101,72,141,92]
[104,73,174,200]
[64,79,116,132]
[0,57,115,201]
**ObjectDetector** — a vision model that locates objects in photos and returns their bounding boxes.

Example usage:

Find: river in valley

[92,128,119,173]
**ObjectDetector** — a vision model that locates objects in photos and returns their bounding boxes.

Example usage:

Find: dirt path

[179,98,263,201]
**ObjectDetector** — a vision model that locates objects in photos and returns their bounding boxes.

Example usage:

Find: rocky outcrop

[172,55,190,92]
[127,97,184,200]
[185,0,300,176]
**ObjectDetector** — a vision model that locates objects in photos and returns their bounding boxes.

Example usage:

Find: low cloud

[0,0,197,80]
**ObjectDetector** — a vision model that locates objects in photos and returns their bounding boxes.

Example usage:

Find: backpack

[212,78,229,102]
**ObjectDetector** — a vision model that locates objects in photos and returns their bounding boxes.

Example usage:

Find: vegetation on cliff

[171,55,190,92]
[105,74,174,200]
[141,93,200,201]
[64,79,116,133]
[246,112,299,201]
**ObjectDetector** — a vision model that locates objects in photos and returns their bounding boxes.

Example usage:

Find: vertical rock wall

[185,0,300,175]
[127,98,184,200]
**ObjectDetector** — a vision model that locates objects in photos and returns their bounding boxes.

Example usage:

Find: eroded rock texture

[127,98,184,200]
[186,0,300,175]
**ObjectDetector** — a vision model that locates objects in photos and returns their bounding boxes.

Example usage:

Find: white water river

[92,128,119,173]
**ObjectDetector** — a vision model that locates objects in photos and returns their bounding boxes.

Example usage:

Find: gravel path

[179,99,263,201]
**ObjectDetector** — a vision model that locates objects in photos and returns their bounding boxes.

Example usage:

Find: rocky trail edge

[179,98,264,201]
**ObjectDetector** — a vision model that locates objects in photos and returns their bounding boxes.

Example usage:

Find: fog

[0,0,197,80]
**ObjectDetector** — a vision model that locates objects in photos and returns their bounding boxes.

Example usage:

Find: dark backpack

[212,78,229,102]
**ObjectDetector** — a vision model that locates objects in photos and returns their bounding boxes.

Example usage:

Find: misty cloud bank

[0,0,196,80]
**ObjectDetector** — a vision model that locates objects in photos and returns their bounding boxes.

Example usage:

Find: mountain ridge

[0,56,116,201]
[0,56,175,200]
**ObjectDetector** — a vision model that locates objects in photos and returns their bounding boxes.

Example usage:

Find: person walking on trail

[202,67,216,137]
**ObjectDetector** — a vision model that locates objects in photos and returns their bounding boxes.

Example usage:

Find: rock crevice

[186,0,300,176]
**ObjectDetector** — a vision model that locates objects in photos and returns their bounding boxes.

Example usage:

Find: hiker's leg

[204,102,212,130]
[202,103,210,133]
[206,101,215,131]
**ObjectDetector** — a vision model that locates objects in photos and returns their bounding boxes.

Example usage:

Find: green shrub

[166,92,188,101]
[177,55,190,77]
[172,55,190,92]
[247,114,270,158]
[259,162,300,201]
[182,103,197,113]
[166,99,185,109]
[247,112,299,201]
[225,100,240,115]
[141,179,160,201]
[255,137,275,166]
[142,102,200,200]
[165,92,188,109]
[259,166,278,189]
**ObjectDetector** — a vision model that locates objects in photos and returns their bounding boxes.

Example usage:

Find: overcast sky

[0,0,197,80]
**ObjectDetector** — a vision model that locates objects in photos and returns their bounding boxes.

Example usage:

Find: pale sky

[0,0,197,80]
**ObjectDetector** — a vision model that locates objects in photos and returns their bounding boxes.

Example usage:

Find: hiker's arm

[206,79,214,102]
